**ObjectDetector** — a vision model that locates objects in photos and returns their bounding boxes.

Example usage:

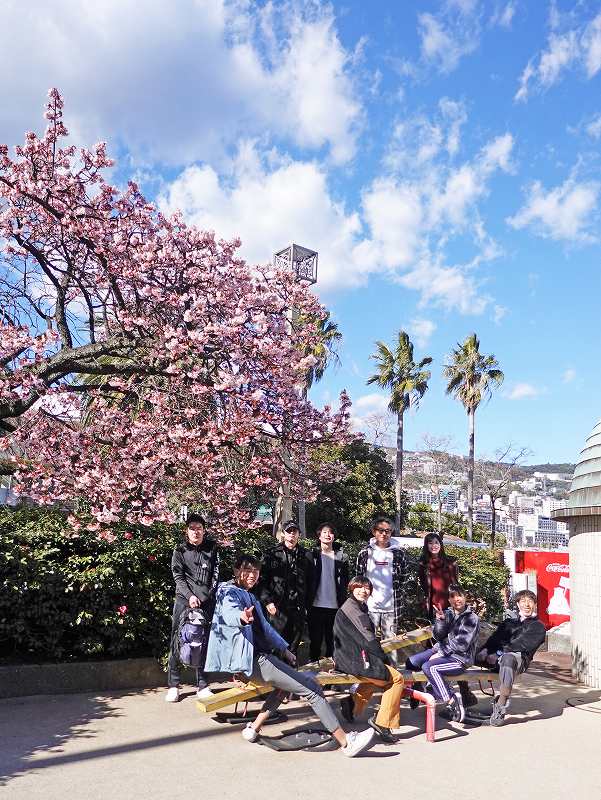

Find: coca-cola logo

[546,563,569,574]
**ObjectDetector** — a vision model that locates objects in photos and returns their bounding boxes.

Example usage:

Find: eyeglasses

[375,527,392,534]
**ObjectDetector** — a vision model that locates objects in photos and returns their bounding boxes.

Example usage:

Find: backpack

[178,607,208,667]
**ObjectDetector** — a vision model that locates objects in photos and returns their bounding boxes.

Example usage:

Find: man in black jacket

[258,520,312,656]
[476,589,546,726]
[165,513,220,703]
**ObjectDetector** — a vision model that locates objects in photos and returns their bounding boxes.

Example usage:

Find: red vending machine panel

[515,550,570,628]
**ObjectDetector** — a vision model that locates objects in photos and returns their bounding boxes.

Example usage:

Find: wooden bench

[196,627,500,743]
[196,626,433,714]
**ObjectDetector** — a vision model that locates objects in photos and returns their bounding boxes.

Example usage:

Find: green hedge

[0,508,179,662]
[0,509,509,663]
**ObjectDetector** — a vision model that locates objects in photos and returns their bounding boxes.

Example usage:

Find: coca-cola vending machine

[510,550,570,628]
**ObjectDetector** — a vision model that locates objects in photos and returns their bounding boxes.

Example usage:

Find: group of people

[165,512,547,754]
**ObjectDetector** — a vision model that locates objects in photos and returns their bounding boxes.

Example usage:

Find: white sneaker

[242,723,259,742]
[196,687,214,700]
[165,687,179,703]
[341,728,375,757]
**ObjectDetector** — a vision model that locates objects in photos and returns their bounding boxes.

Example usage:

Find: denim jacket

[204,581,288,676]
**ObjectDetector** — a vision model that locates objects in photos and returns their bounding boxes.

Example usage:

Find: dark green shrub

[0,507,179,662]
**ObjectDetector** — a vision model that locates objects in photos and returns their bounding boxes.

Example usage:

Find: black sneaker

[340,695,355,723]
[444,694,465,723]
[367,715,396,744]
[458,682,479,708]
[409,681,425,710]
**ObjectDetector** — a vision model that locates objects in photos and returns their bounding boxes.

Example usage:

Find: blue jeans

[251,653,340,733]
[407,647,463,702]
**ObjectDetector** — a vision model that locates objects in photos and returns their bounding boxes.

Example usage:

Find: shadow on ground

[0,692,126,785]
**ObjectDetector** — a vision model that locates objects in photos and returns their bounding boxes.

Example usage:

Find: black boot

[458,681,478,708]
[409,681,425,710]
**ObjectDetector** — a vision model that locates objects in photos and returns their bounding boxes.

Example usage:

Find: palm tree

[294,311,342,535]
[301,311,342,392]
[443,334,504,541]
[367,331,432,531]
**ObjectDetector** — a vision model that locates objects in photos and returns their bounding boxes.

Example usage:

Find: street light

[272,244,318,537]
[274,244,318,285]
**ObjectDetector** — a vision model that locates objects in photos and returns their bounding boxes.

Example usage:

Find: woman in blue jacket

[205,553,374,757]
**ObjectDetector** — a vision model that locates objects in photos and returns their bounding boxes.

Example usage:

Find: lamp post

[272,244,318,538]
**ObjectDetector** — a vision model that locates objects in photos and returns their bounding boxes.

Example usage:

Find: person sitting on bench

[405,584,480,722]
[333,575,405,743]
[475,589,546,726]
[204,553,375,757]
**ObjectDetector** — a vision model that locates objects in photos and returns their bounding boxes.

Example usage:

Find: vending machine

[504,549,570,629]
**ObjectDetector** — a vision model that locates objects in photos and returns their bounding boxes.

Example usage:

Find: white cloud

[399,255,490,315]
[355,393,390,413]
[406,319,436,348]
[508,177,599,243]
[490,2,516,29]
[507,383,540,400]
[585,114,601,139]
[159,144,363,291]
[349,393,396,442]
[538,31,579,87]
[162,104,513,314]
[515,11,601,102]
[417,12,479,74]
[583,13,601,77]
[493,305,508,324]
[0,0,361,165]
[562,368,576,383]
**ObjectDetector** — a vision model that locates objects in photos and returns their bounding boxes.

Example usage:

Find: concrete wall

[0,658,168,699]
[570,527,601,688]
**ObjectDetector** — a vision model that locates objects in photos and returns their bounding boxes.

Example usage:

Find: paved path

[1,654,600,800]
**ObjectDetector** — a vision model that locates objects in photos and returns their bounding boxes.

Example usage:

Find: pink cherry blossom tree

[0,90,351,532]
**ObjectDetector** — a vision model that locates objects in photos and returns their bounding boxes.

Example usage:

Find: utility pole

[272,244,318,538]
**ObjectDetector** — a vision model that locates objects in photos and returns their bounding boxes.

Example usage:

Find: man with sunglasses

[355,516,410,664]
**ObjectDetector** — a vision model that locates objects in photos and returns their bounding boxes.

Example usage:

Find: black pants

[308,607,337,661]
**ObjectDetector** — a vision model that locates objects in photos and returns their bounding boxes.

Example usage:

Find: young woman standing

[418,533,458,621]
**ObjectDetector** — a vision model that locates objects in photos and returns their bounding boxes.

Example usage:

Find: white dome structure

[553,420,601,687]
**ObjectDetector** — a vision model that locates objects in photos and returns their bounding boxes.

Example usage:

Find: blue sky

[1,0,600,463]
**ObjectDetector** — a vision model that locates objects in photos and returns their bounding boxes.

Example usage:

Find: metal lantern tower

[272,244,318,537]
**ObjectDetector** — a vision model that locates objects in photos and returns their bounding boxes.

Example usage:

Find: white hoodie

[366,536,403,613]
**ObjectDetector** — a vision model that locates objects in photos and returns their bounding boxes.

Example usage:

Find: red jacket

[418,557,458,617]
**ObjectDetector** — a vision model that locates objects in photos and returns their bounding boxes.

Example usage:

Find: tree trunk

[467,407,475,542]
[491,501,496,550]
[395,410,404,532]
[298,499,306,536]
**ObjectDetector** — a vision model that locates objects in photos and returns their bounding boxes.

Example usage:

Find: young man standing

[258,520,312,655]
[165,513,220,703]
[307,523,350,662]
[476,589,546,726]
[355,516,410,663]
[204,554,375,757]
